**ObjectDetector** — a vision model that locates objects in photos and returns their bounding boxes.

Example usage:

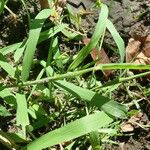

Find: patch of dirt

[104,129,150,150]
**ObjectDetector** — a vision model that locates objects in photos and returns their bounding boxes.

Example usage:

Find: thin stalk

[5,64,150,88]
[93,70,150,90]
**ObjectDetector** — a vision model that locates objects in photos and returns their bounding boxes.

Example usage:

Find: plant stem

[5,64,150,88]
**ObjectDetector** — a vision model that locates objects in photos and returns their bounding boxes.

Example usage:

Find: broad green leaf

[55,80,128,118]
[106,19,125,62]
[69,4,108,70]
[22,111,113,150]
[21,9,52,81]
[0,105,11,116]
[16,93,29,137]
[0,53,15,77]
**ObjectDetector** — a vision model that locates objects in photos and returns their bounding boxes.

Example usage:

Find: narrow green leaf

[0,53,15,77]
[61,28,82,40]
[0,105,11,116]
[21,9,52,81]
[16,93,29,137]
[38,24,67,43]
[22,111,113,150]
[55,80,128,118]
[0,0,5,14]
[69,4,108,70]
[106,19,125,62]
[14,40,27,63]
[0,88,17,107]
[0,42,22,55]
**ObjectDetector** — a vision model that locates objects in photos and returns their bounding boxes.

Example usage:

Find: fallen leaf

[121,112,149,132]
[83,37,112,78]
[121,123,134,132]
[126,35,150,65]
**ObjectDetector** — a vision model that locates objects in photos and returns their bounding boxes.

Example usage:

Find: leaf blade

[22,111,113,150]
[21,9,52,81]
[16,93,29,137]
[69,4,109,70]
[55,80,128,118]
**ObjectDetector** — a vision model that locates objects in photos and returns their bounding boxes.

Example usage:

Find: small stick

[4,5,17,20]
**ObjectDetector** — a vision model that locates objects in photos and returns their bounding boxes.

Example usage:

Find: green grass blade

[0,53,15,77]
[22,111,113,150]
[0,0,4,14]
[16,93,29,138]
[14,40,27,63]
[0,42,22,55]
[55,80,128,118]
[20,63,150,88]
[0,105,11,117]
[21,9,52,81]
[38,24,67,43]
[0,88,17,107]
[106,19,125,62]
[69,4,108,70]
[61,28,83,40]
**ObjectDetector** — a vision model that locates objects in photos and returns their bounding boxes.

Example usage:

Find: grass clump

[0,0,150,150]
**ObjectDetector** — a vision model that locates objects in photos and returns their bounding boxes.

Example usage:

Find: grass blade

[0,105,11,117]
[0,0,4,14]
[38,24,67,43]
[0,42,22,55]
[16,93,29,138]
[0,53,15,77]
[21,9,52,81]
[22,111,113,150]
[69,4,108,70]
[55,80,128,118]
[106,19,125,62]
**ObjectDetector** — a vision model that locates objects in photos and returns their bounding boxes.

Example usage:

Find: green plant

[0,1,150,150]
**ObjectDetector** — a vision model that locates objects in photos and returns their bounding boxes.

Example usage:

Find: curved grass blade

[106,19,125,62]
[21,9,52,81]
[22,111,113,150]
[69,4,108,70]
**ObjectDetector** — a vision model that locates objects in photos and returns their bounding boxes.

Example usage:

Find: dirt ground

[0,0,150,150]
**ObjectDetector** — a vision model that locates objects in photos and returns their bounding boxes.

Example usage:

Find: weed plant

[0,0,150,150]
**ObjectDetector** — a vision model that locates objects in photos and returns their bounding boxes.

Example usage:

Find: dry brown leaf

[121,123,134,132]
[126,35,150,65]
[83,38,112,78]
[121,112,148,132]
